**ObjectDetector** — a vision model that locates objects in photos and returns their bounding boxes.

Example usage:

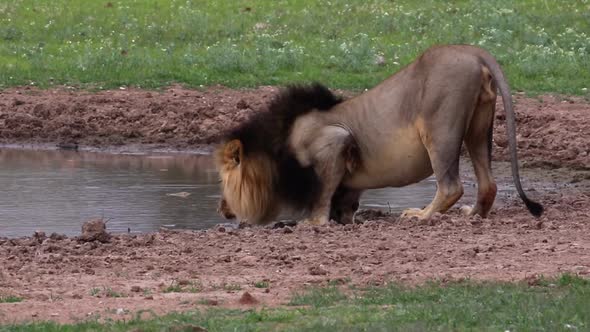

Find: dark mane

[226,83,343,156]
[224,83,344,211]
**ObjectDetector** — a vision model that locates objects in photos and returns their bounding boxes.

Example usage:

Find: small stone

[283,227,293,234]
[309,265,328,276]
[116,308,125,315]
[239,255,257,267]
[49,233,67,241]
[131,286,142,293]
[79,219,111,243]
[33,231,46,243]
[144,295,154,300]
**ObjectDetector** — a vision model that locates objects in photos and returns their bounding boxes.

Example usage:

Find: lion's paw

[460,205,474,216]
[301,216,329,226]
[400,208,426,219]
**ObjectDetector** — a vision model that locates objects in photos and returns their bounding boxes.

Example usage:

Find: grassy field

[0,0,589,94]
[2,275,589,331]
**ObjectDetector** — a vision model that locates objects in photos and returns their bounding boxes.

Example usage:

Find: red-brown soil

[0,86,589,324]
[0,86,588,169]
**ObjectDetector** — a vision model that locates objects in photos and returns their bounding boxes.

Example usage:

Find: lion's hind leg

[401,173,464,220]
[400,137,465,219]
[401,109,470,220]
[461,76,498,218]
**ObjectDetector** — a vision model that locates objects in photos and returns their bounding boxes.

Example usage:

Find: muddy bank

[0,86,588,169]
[0,189,589,324]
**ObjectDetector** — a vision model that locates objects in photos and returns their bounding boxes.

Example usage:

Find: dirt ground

[0,85,589,324]
[1,85,588,169]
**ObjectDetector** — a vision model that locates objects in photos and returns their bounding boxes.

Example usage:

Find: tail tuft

[524,199,544,218]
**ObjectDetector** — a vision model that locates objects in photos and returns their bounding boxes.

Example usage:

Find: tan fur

[216,45,542,226]
[288,45,542,223]
[216,140,279,224]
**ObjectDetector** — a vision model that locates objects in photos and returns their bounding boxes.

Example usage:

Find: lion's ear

[224,139,243,165]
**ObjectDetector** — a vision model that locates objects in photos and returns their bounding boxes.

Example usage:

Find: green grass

[222,283,242,292]
[0,0,589,94]
[163,283,183,293]
[253,281,270,289]
[0,296,22,304]
[2,274,589,331]
[163,281,202,293]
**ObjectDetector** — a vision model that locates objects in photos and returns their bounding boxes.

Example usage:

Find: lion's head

[215,83,344,225]
[215,139,279,224]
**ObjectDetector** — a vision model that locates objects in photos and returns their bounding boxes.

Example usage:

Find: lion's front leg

[292,125,352,226]
[330,186,362,224]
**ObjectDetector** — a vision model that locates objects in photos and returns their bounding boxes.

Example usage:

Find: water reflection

[0,148,448,238]
[0,149,221,237]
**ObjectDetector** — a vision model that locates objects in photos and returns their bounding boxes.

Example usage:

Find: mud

[0,85,589,324]
[0,86,588,169]
[0,188,588,324]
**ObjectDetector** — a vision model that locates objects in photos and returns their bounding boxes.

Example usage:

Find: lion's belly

[343,129,433,189]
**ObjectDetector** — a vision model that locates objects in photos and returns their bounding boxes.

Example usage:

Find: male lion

[217,45,543,225]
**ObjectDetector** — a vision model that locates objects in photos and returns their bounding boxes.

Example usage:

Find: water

[0,148,450,238]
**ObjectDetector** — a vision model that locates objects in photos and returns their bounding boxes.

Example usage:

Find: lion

[216,44,543,225]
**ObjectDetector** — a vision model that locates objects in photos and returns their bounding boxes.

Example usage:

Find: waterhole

[0,148,464,237]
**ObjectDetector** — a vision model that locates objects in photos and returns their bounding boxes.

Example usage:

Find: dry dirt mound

[0,86,588,169]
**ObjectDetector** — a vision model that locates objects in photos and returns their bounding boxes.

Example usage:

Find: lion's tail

[479,51,544,217]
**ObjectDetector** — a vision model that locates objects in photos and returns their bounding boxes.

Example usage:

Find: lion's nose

[221,210,236,219]
[217,200,236,219]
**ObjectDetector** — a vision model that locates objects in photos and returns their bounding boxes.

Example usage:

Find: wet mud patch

[0,87,588,170]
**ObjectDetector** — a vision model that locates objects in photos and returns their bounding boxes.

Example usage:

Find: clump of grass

[163,280,202,293]
[222,283,242,292]
[89,287,101,297]
[88,286,125,298]
[104,287,124,298]
[0,295,23,303]
[253,281,270,289]
[162,283,183,293]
